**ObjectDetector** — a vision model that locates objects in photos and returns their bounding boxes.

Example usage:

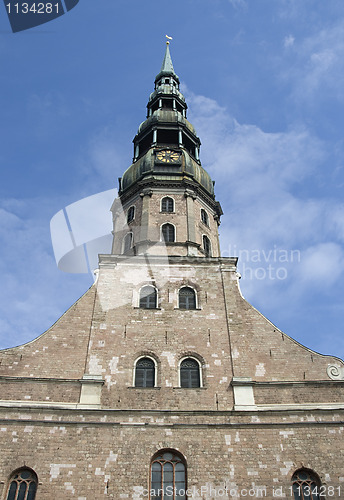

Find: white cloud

[0,208,21,231]
[0,198,91,349]
[298,242,344,286]
[186,89,344,306]
[77,126,129,191]
[284,35,295,48]
[228,0,247,9]
[280,20,344,104]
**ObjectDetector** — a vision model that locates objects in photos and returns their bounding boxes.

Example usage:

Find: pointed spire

[155,38,179,84]
[160,41,175,75]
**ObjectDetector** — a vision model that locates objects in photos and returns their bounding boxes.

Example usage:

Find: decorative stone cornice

[99,254,238,267]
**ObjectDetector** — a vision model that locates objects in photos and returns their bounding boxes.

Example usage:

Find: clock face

[156,150,180,163]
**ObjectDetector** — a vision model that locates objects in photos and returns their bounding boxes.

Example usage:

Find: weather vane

[165,35,173,45]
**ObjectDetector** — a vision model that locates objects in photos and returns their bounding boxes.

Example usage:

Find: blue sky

[1,0,344,360]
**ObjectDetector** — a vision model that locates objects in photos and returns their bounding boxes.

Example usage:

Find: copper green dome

[120,148,214,196]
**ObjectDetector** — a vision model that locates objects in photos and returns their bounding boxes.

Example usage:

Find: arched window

[179,287,196,310]
[150,450,186,500]
[127,206,135,223]
[292,469,321,500]
[135,357,155,387]
[203,235,211,257]
[139,285,157,309]
[123,232,133,252]
[162,223,175,242]
[6,468,38,500]
[161,197,174,213]
[201,208,209,226]
[180,358,201,388]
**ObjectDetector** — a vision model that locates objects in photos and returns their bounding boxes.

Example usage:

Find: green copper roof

[155,43,179,82]
[160,43,175,74]
[120,149,215,197]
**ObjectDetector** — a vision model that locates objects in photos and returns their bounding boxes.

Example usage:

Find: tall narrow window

[179,287,196,310]
[203,235,211,257]
[180,358,201,388]
[139,285,157,309]
[292,469,321,500]
[123,232,133,252]
[201,209,209,226]
[6,468,38,500]
[161,197,174,213]
[162,223,175,242]
[127,206,135,223]
[150,451,186,500]
[135,357,155,387]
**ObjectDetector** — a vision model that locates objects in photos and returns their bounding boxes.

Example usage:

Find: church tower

[112,41,222,260]
[0,43,343,500]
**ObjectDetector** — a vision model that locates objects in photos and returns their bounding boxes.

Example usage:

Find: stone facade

[0,44,343,500]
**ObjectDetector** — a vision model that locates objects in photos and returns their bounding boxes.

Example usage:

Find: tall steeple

[157,41,177,79]
[112,42,223,258]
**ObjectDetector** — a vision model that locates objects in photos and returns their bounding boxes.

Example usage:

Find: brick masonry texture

[0,409,343,499]
[112,188,220,258]
[0,254,343,499]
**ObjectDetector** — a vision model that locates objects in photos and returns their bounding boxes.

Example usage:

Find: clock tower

[111,41,223,258]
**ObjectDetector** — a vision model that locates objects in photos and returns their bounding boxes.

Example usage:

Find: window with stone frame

[161,197,174,213]
[179,287,196,310]
[201,208,209,226]
[180,358,201,388]
[135,357,155,387]
[150,450,186,500]
[162,223,175,242]
[202,235,211,257]
[6,468,38,500]
[127,206,135,223]
[291,469,321,500]
[139,285,157,309]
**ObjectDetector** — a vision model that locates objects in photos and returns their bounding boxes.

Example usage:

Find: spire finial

[155,36,179,84]
[159,37,175,76]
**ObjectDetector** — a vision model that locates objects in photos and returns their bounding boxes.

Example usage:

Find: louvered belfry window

[139,286,157,309]
[150,451,186,500]
[179,287,196,310]
[135,358,155,387]
[201,208,209,226]
[161,197,174,212]
[6,469,38,500]
[162,223,175,242]
[180,358,200,388]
